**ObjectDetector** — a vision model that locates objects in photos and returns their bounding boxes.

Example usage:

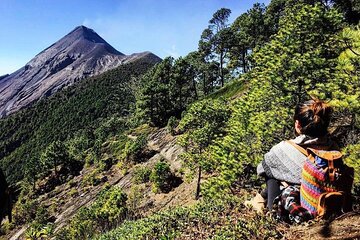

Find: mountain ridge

[0,25,161,117]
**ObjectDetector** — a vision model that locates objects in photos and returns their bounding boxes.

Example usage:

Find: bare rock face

[0,26,161,117]
[0,74,9,81]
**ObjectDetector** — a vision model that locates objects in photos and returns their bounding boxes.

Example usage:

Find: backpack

[287,141,354,219]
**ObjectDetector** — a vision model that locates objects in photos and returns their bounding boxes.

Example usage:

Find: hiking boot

[244,193,266,213]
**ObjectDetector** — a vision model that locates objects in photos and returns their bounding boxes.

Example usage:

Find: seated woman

[247,98,335,213]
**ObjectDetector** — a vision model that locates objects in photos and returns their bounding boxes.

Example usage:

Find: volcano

[0,26,160,117]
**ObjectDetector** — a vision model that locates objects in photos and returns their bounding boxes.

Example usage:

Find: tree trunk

[192,78,198,100]
[203,74,207,95]
[195,165,202,200]
[150,94,154,124]
[242,49,247,73]
[220,52,224,87]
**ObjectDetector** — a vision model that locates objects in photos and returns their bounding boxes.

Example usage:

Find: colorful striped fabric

[287,141,354,218]
[300,159,338,216]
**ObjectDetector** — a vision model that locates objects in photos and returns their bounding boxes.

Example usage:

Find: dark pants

[261,177,281,210]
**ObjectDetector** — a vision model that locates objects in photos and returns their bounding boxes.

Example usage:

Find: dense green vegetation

[201,3,360,198]
[95,199,281,240]
[178,99,231,199]
[134,0,360,199]
[55,186,128,239]
[149,160,173,193]
[0,0,359,239]
[0,58,158,184]
[96,0,359,238]
[136,56,198,126]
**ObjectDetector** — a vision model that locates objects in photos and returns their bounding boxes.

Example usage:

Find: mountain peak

[65,25,108,44]
[0,26,161,117]
[72,25,95,35]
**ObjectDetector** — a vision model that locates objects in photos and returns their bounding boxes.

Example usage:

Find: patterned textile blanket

[257,135,334,184]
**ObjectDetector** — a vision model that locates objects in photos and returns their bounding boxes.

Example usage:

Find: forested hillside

[0,0,359,239]
[135,0,360,199]
[0,56,159,184]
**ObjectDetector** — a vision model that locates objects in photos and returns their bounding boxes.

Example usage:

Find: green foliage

[94,199,281,240]
[136,57,198,126]
[178,98,231,172]
[0,219,14,235]
[40,140,71,175]
[201,3,360,199]
[178,98,231,198]
[2,2,360,239]
[0,58,157,184]
[57,186,127,239]
[123,134,147,162]
[166,116,178,135]
[132,166,151,184]
[65,132,92,162]
[96,154,115,171]
[199,8,233,87]
[24,155,41,189]
[127,185,145,214]
[81,169,102,187]
[84,150,98,167]
[206,78,246,100]
[185,51,218,96]
[178,98,231,152]
[150,160,172,193]
[68,188,79,198]
[94,117,127,145]
[331,0,360,24]
[25,223,54,240]
[229,3,268,74]
[24,204,53,239]
[344,143,360,185]
[12,195,49,226]
[332,26,360,116]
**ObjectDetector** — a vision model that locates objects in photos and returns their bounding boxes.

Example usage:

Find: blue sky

[0,0,269,75]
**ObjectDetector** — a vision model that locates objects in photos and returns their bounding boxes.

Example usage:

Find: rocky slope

[0,26,160,117]
[6,127,195,239]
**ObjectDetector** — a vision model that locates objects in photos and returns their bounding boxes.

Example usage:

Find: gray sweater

[257,135,333,184]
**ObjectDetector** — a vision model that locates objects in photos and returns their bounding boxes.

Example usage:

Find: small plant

[0,219,14,235]
[34,206,50,224]
[82,169,102,186]
[67,179,76,188]
[150,160,172,193]
[68,188,79,197]
[57,186,128,239]
[25,223,54,240]
[12,197,38,225]
[167,116,178,135]
[98,154,114,171]
[94,199,282,240]
[127,185,145,216]
[123,134,148,162]
[84,150,97,167]
[132,166,151,184]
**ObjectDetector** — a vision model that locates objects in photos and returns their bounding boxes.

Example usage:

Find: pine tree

[41,141,69,175]
[178,99,230,199]
[203,3,347,198]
